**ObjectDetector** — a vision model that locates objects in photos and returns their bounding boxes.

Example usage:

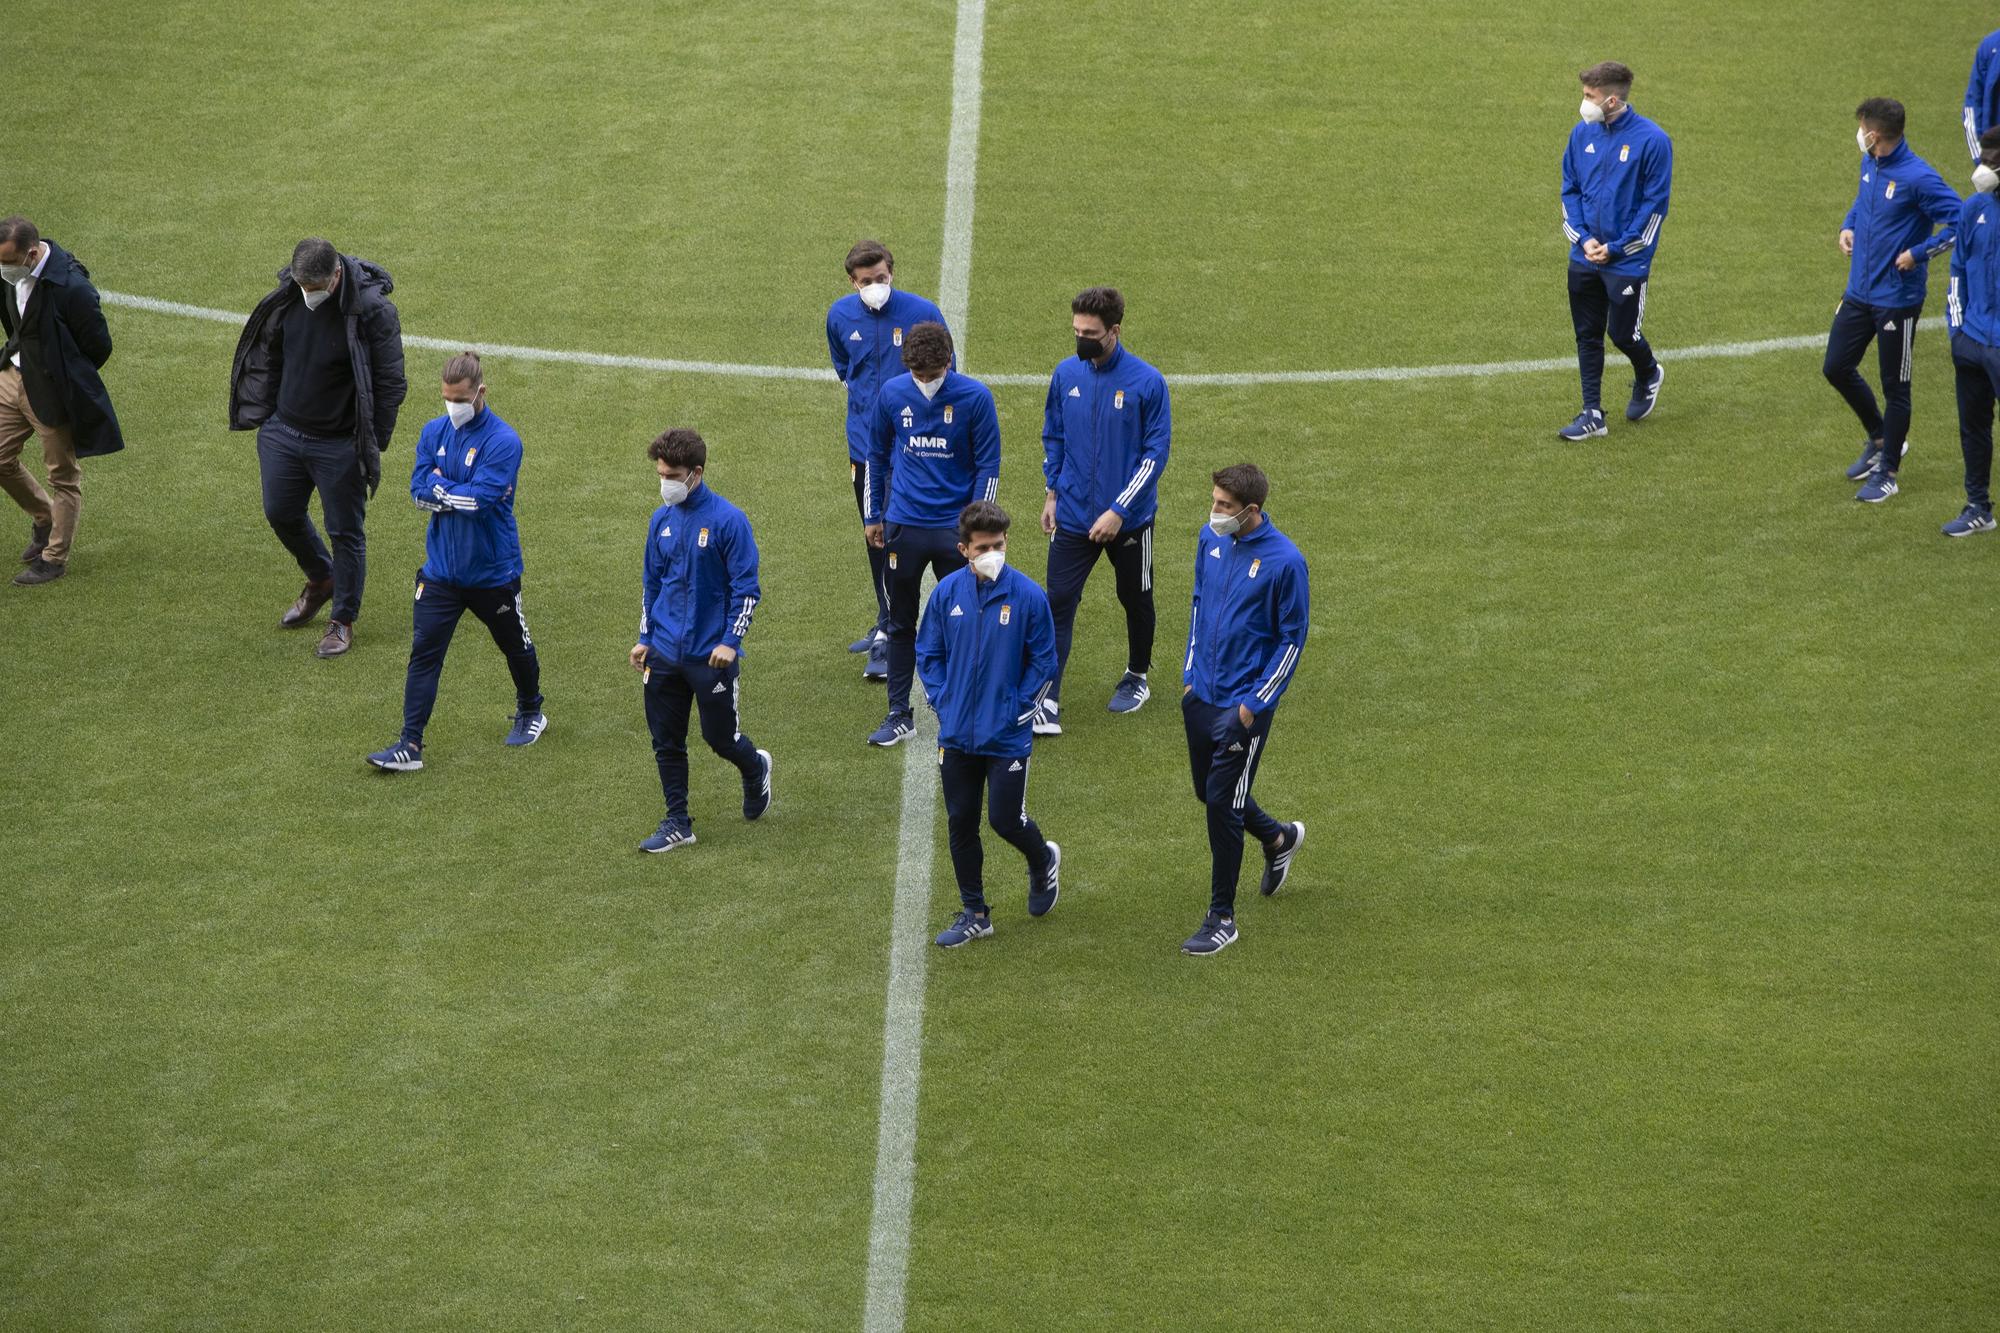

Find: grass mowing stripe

[863,4,988,1328]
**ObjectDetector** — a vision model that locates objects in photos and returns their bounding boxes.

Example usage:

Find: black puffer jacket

[228,254,406,494]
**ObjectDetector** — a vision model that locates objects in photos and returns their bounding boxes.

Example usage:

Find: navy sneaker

[867,711,915,747]
[1557,409,1607,441]
[1031,698,1063,736]
[1106,671,1150,715]
[1846,437,1908,481]
[848,626,877,653]
[1855,470,1900,504]
[504,710,548,746]
[1260,822,1306,896]
[1028,842,1061,917]
[935,909,993,948]
[1942,504,1998,537]
[1626,363,1665,421]
[863,633,888,681]
[743,749,774,819]
[365,740,423,772]
[639,817,696,853]
[1181,912,1239,956]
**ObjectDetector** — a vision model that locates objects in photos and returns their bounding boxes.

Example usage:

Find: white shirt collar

[26,243,49,281]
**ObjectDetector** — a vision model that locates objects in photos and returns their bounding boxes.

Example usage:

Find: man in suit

[0,215,123,586]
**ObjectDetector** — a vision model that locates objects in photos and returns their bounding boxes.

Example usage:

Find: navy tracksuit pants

[1953,331,2000,509]
[853,462,889,631]
[1568,265,1659,413]
[938,748,1051,913]
[1045,523,1155,705]
[401,575,542,745]
[883,523,967,716]
[643,651,762,823]
[1182,692,1284,917]
[1824,297,1923,463]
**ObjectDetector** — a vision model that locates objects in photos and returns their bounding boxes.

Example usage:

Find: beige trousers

[0,365,80,564]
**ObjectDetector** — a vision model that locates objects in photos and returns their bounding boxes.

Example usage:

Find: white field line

[861,3,985,1331]
[97,288,1881,392]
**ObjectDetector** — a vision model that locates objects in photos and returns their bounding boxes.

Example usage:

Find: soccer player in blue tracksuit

[1179,465,1308,958]
[861,321,1002,748]
[1557,60,1673,441]
[827,239,950,682]
[1968,29,2000,163]
[1942,130,2000,537]
[366,353,544,772]
[1829,98,1962,503]
[629,428,772,852]
[917,501,1062,948]
[1037,285,1170,734]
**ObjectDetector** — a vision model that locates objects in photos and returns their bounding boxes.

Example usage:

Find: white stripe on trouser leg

[1902,317,1914,384]
[1632,282,1647,341]
[731,675,742,741]
[514,592,534,647]
[1234,735,1262,810]
[1018,756,1029,826]
[1140,526,1152,592]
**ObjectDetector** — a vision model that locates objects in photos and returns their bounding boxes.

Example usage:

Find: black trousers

[1824,297,1922,461]
[642,651,762,823]
[853,462,889,631]
[883,522,967,715]
[400,574,543,745]
[1182,693,1284,917]
[939,748,1051,913]
[1045,523,1155,704]
[258,416,368,622]
[1568,265,1658,412]
[1953,332,2000,510]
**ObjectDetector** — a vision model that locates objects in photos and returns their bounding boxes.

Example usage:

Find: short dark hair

[0,216,40,253]
[648,428,707,470]
[441,350,483,387]
[845,239,894,276]
[957,500,1011,544]
[1072,286,1125,328]
[1212,463,1270,509]
[1579,61,1633,94]
[901,321,954,374]
[1856,98,1906,138]
[291,237,339,285]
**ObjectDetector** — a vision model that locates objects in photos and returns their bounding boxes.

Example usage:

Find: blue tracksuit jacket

[1949,190,2000,347]
[916,562,1057,759]
[410,407,524,588]
[865,370,1001,529]
[827,289,951,463]
[640,482,761,663]
[1842,140,1961,308]
[1560,107,1674,278]
[1181,515,1310,717]
[1041,342,1171,533]
[1969,28,2000,161]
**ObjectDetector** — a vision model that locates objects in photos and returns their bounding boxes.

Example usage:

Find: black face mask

[1076,334,1106,360]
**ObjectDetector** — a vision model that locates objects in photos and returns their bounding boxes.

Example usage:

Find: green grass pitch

[3,1,1996,1328]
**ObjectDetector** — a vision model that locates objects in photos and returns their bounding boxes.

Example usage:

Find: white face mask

[916,373,946,401]
[858,280,892,311]
[659,476,690,506]
[445,398,478,429]
[300,284,332,310]
[1857,127,1877,155]
[970,549,1006,580]
[1579,96,1606,124]
[0,263,30,284]
[1208,509,1245,537]
[1976,163,2000,193]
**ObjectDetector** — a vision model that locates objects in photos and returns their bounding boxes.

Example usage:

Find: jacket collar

[1086,342,1127,374]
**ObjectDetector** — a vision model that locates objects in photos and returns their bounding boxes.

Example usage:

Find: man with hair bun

[365,351,545,771]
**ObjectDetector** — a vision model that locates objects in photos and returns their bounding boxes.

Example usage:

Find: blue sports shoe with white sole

[640,817,696,853]
[366,740,423,772]
[1181,912,1239,956]
[1028,842,1061,917]
[1855,470,1900,503]
[935,909,993,948]
[1626,364,1665,421]
[1557,409,1608,441]
[867,712,915,747]
[1941,504,1997,537]
[504,710,548,746]
[1107,671,1150,714]
[743,749,774,820]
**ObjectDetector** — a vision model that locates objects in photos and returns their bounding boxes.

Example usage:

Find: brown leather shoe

[281,578,335,628]
[12,557,64,586]
[315,620,353,658]
[21,520,51,564]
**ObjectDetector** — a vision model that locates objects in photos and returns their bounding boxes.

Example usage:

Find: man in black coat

[228,237,406,658]
[0,215,123,587]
